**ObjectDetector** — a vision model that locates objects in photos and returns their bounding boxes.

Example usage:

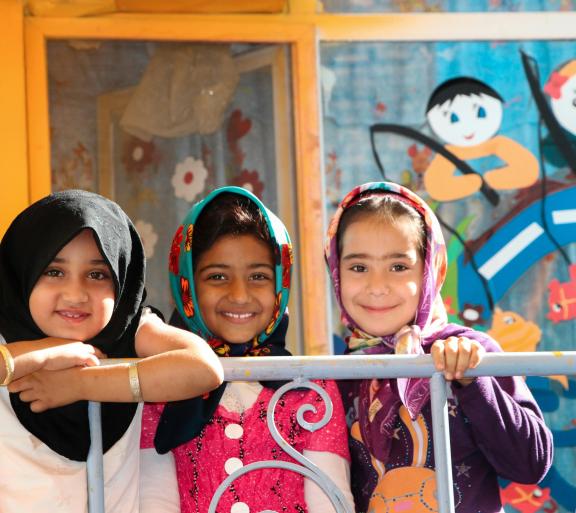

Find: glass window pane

[47,40,302,352]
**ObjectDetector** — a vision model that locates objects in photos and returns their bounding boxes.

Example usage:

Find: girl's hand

[40,342,103,371]
[8,367,84,412]
[431,336,485,386]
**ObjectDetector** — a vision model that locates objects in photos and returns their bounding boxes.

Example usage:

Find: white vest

[0,336,142,513]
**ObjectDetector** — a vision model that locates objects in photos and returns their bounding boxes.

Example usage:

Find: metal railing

[88,351,576,513]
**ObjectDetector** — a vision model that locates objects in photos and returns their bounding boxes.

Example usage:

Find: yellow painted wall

[0,0,29,237]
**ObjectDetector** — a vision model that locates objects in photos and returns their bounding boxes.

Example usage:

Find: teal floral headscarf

[168,186,292,355]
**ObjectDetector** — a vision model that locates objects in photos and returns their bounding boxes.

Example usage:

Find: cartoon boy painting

[424,77,539,202]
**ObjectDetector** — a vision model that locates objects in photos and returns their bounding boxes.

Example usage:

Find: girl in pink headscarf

[325,181,552,513]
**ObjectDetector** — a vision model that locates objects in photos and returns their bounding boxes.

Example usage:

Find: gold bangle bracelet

[0,344,15,387]
[128,362,143,402]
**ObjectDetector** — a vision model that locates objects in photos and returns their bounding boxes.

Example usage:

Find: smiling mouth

[56,310,90,321]
[361,305,396,313]
[220,311,257,323]
[464,133,475,140]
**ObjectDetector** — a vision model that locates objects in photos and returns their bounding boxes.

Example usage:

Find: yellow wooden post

[291,30,331,355]
[25,18,52,202]
[0,0,29,237]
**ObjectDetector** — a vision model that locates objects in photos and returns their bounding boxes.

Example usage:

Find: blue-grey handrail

[88,351,576,513]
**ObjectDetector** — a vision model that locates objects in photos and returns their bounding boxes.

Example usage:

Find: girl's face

[194,234,276,344]
[29,229,116,341]
[339,216,423,337]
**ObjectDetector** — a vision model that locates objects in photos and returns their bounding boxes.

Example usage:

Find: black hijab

[0,189,145,461]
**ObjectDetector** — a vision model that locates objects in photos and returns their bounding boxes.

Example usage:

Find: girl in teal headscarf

[140,186,353,513]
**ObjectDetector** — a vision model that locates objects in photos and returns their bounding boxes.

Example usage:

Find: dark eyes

[206,273,272,282]
[477,106,487,118]
[42,268,110,280]
[207,273,226,281]
[44,268,63,278]
[88,271,109,281]
[450,112,460,123]
[250,273,272,281]
[348,263,408,273]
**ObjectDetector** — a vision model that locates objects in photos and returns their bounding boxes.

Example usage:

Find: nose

[62,277,89,304]
[228,278,250,304]
[367,272,390,296]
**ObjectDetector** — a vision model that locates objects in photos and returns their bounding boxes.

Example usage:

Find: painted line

[412,416,425,467]
[552,209,576,225]
[479,222,544,280]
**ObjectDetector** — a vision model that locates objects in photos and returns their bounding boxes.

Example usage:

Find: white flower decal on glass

[172,156,208,202]
[135,220,159,259]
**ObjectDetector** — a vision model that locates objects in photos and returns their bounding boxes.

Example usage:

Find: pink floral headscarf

[326,181,448,339]
[325,181,484,463]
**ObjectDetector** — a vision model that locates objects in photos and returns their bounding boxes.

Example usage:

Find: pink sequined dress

[141,379,350,513]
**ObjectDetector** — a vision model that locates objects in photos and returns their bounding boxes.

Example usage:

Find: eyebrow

[52,257,108,265]
[341,252,413,261]
[198,262,274,272]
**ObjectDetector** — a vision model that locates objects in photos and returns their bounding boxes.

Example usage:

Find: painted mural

[322,39,576,512]
[320,0,576,13]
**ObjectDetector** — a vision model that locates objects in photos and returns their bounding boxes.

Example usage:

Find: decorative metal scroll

[207,378,353,513]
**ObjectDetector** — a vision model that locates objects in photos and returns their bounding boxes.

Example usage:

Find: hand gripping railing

[87,351,576,513]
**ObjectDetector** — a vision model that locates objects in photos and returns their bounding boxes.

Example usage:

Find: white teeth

[222,312,253,319]
[60,312,85,319]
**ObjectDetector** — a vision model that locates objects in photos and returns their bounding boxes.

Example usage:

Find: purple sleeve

[453,374,553,483]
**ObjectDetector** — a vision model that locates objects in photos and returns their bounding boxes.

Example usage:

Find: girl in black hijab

[0,190,222,513]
